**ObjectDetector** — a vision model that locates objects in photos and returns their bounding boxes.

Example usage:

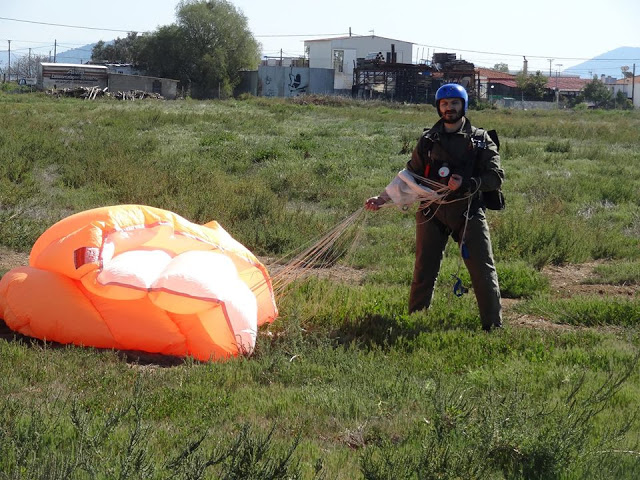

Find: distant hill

[564,46,640,79]
[54,43,98,64]
[0,42,100,72]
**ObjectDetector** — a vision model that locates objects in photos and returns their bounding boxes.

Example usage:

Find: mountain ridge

[564,46,640,79]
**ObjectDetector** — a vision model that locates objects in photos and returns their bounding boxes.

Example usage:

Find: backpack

[472,128,505,211]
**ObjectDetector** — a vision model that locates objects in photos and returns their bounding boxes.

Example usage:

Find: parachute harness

[452,194,473,298]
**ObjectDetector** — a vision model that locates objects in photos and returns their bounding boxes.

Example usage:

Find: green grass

[1,92,639,479]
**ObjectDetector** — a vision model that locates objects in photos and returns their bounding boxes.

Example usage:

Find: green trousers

[409,207,502,329]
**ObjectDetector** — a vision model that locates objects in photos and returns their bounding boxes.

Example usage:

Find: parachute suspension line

[385,169,476,213]
[270,207,367,296]
[451,194,473,298]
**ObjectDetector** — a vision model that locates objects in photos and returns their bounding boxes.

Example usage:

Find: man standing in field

[365,83,504,331]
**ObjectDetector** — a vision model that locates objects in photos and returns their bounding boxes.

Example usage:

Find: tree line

[90,0,260,99]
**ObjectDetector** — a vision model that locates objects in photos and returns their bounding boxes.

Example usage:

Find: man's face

[439,97,464,123]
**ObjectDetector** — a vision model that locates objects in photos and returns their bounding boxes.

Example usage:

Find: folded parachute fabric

[384,169,442,208]
[0,205,278,361]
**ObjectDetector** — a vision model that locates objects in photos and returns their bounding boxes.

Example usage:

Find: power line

[2,16,638,71]
[255,32,348,38]
[0,16,139,33]
[411,41,639,62]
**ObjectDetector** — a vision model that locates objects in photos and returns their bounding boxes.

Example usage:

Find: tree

[577,78,612,108]
[91,32,141,64]
[515,71,548,100]
[174,0,260,98]
[134,25,190,84]
[126,0,259,98]
[493,63,509,73]
[11,53,49,79]
[614,90,633,109]
[90,1,259,98]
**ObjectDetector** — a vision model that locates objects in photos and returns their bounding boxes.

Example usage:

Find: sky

[1,0,639,77]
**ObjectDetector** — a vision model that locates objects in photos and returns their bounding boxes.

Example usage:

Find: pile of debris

[46,86,164,101]
[46,86,108,100]
[112,90,164,100]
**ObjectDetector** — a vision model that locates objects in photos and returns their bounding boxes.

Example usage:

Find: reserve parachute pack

[472,128,505,211]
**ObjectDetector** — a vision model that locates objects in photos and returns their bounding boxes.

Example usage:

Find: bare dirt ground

[0,246,29,273]
[506,261,638,331]
[1,247,637,339]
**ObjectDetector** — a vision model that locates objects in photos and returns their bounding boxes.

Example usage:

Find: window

[333,50,344,73]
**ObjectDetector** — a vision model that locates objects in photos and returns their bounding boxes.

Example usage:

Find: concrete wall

[108,73,179,99]
[237,66,334,97]
[495,99,564,110]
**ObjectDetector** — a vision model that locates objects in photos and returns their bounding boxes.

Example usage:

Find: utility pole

[7,40,11,82]
[29,48,32,77]
[555,64,563,108]
[54,39,57,63]
[548,58,554,77]
[633,64,636,108]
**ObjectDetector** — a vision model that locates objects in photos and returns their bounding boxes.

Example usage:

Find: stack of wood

[113,90,165,101]
[47,86,108,99]
[46,87,165,101]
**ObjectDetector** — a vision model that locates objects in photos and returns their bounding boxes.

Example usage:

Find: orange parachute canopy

[0,205,278,361]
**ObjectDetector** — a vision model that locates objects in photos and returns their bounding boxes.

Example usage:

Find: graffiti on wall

[263,74,278,97]
[288,69,308,96]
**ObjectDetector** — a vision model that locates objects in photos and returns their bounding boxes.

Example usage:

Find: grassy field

[0,91,639,479]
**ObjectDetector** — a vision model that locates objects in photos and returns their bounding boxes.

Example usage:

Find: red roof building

[545,76,591,93]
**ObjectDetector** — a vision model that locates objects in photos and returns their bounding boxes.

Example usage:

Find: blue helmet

[435,83,468,115]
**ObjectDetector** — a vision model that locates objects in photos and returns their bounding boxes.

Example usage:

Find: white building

[38,63,108,90]
[304,35,413,93]
[612,76,639,108]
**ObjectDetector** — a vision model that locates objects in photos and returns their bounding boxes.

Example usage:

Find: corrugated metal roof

[304,35,412,44]
[40,62,107,70]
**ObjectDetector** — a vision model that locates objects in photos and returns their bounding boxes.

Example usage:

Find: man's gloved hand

[365,196,387,211]
[449,176,481,193]
[447,174,463,191]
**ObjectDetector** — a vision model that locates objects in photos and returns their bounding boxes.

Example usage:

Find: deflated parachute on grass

[0,205,278,361]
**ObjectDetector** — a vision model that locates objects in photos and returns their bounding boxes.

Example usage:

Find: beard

[442,109,464,124]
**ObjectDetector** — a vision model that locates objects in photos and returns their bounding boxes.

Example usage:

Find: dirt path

[505,261,638,331]
[1,248,637,334]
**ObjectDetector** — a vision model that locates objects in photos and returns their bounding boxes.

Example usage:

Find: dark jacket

[406,117,504,228]
[407,117,503,191]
